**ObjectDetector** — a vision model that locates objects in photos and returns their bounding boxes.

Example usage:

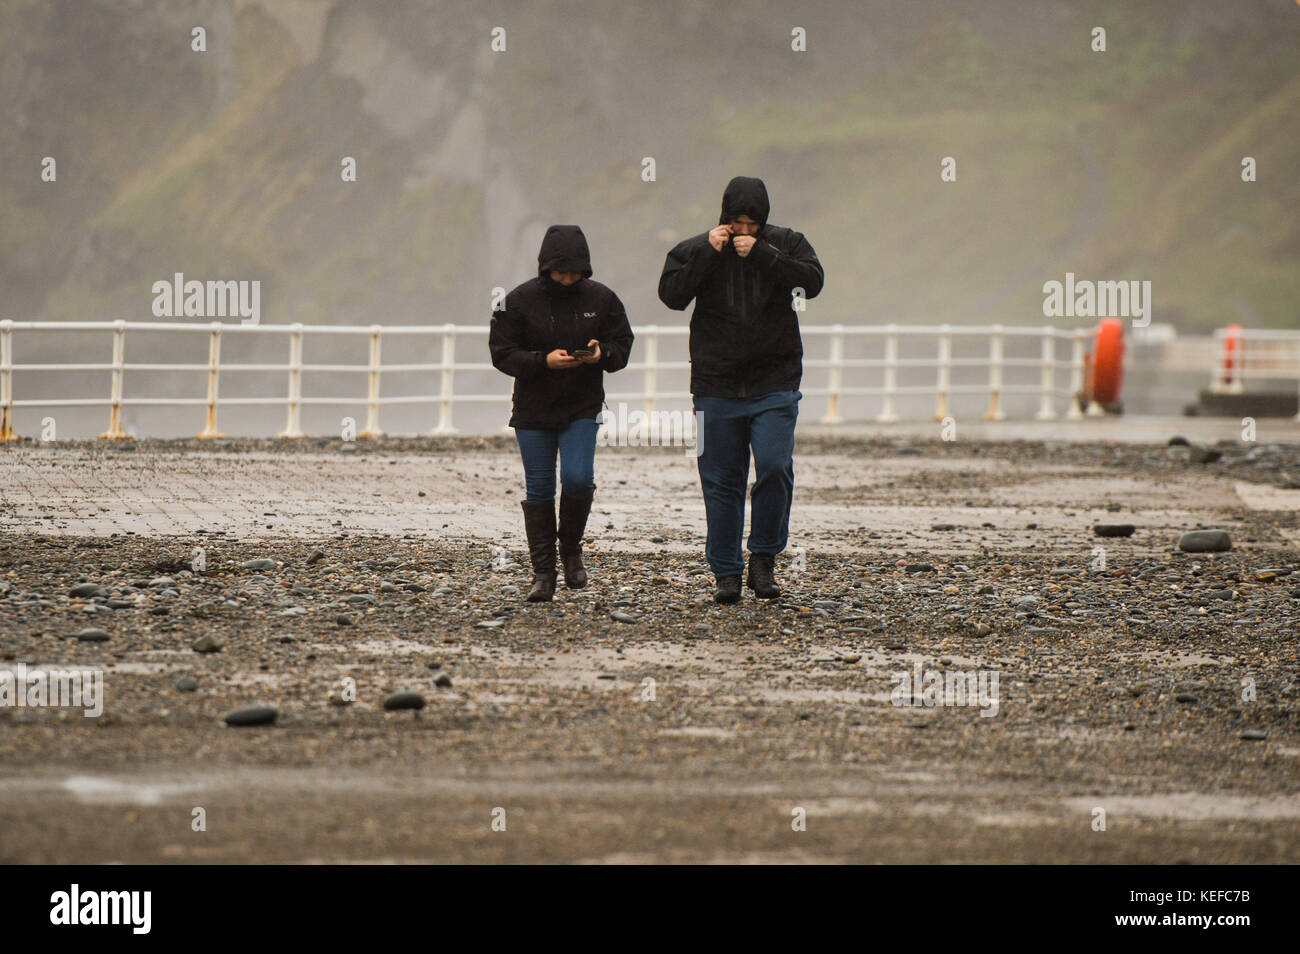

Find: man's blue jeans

[514,416,599,501]
[692,389,800,578]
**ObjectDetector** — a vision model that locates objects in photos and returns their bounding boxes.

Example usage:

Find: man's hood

[718,176,770,228]
[537,225,593,278]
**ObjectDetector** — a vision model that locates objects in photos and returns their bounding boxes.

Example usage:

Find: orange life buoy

[1089,318,1125,405]
[1221,323,1242,387]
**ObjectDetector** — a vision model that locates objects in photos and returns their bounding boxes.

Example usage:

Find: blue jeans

[514,417,599,501]
[692,389,800,578]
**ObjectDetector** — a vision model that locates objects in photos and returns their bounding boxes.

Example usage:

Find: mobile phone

[571,347,594,358]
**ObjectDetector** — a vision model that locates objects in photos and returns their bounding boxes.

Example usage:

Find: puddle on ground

[1063,792,1300,820]
[657,726,736,739]
[57,775,194,805]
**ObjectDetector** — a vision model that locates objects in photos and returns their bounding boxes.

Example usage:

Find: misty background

[3,0,1298,437]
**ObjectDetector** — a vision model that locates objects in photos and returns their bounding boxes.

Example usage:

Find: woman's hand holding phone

[547,349,580,369]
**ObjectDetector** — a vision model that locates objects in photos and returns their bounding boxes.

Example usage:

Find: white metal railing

[0,319,1100,440]
[1210,326,1300,421]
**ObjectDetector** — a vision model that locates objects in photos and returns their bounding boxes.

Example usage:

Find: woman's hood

[537,225,593,278]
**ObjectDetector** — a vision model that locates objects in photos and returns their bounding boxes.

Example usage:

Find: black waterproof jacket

[658,176,824,398]
[489,225,635,429]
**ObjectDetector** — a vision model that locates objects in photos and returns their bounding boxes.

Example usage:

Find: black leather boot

[746,552,781,599]
[714,575,742,604]
[557,488,593,589]
[520,499,557,602]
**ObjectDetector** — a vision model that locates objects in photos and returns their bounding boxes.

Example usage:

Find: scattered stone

[1188,446,1223,464]
[1175,693,1197,704]
[241,559,277,571]
[306,549,326,565]
[75,628,110,642]
[224,704,278,727]
[68,583,106,598]
[191,634,223,653]
[382,690,426,711]
[1178,530,1231,553]
[1094,524,1135,538]
[930,523,957,531]
[433,672,453,688]
[1168,435,1190,446]
[176,676,199,692]
[1240,729,1268,741]
[611,610,639,623]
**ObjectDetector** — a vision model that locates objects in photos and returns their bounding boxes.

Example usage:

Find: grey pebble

[1178,530,1231,553]
[224,704,278,727]
[382,690,426,711]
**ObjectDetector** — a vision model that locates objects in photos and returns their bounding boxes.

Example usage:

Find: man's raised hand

[708,224,733,252]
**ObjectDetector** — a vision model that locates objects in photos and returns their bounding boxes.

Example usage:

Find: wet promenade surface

[1,427,1297,862]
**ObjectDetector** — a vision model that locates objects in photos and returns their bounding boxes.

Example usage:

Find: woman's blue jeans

[514,417,599,501]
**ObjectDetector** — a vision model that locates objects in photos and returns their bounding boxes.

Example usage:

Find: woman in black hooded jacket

[489,225,634,602]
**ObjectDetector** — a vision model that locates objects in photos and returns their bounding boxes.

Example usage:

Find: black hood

[537,224,593,279]
[718,176,770,228]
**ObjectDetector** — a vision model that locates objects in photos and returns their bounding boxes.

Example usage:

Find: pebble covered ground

[0,434,1297,863]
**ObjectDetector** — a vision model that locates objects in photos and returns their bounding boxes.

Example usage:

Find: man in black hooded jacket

[490,225,634,602]
[658,176,823,603]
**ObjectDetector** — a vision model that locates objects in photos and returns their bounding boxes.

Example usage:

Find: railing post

[0,320,16,441]
[433,324,458,435]
[643,325,658,441]
[1036,326,1057,420]
[98,319,129,439]
[1066,333,1086,419]
[983,323,1006,421]
[876,324,899,423]
[279,323,304,438]
[197,321,224,439]
[821,324,844,424]
[932,325,951,421]
[359,324,384,438]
